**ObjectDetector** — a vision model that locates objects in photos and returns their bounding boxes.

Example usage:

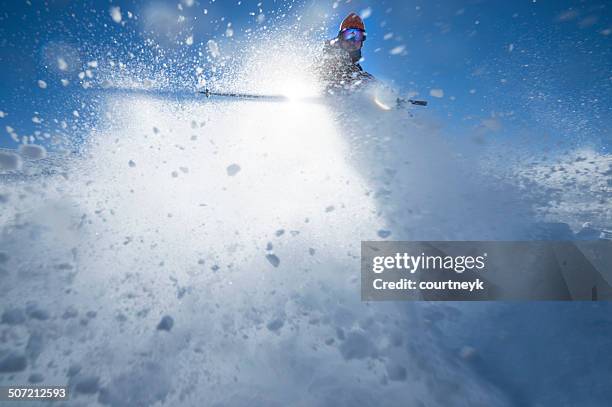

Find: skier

[201,13,427,107]
[318,12,374,93]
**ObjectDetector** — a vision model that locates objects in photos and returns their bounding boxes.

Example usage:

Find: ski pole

[408,99,428,106]
[198,88,287,101]
[396,97,428,107]
[200,88,428,108]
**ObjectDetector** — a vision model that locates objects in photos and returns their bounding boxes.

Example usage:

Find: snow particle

[185,35,194,46]
[26,303,49,320]
[62,307,79,319]
[128,160,136,167]
[377,229,392,239]
[385,362,407,381]
[0,151,22,171]
[360,8,372,19]
[74,376,100,394]
[37,80,47,89]
[430,88,444,98]
[19,144,47,160]
[28,373,45,383]
[67,364,82,378]
[157,315,174,331]
[0,352,27,373]
[57,57,68,71]
[2,308,26,325]
[226,163,241,176]
[110,7,122,24]
[339,332,375,360]
[266,254,280,267]
[266,318,284,332]
[389,45,406,55]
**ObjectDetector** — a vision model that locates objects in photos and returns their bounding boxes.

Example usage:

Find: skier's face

[340,38,363,52]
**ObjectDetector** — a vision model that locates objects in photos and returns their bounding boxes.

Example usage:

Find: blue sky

[0,0,610,151]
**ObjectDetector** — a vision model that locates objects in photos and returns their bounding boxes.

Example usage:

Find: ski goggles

[339,28,366,42]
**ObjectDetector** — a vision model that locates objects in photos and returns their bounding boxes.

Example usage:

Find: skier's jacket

[317,38,374,93]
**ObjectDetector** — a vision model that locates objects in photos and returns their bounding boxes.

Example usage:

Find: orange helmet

[339,13,365,32]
